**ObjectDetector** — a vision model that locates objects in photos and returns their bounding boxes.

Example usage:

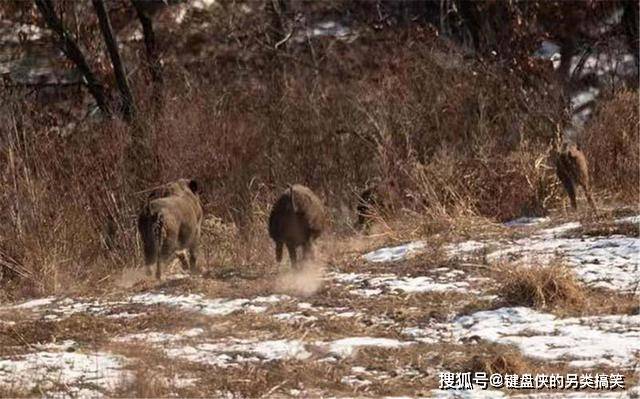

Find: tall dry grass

[0,31,626,299]
[582,89,639,202]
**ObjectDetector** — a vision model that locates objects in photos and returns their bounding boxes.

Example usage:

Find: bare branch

[34,0,111,116]
[131,0,164,85]
[92,0,136,121]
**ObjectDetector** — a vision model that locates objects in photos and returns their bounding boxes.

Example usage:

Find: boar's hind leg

[286,242,298,268]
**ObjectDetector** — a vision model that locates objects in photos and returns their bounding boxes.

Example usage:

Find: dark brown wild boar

[268,184,327,268]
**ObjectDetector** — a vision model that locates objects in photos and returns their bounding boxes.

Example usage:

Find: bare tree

[131,1,163,85]
[92,0,136,121]
[34,0,110,116]
[621,0,639,74]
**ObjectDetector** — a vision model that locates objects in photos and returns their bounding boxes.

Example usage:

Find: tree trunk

[131,0,164,111]
[621,0,639,75]
[34,0,110,116]
[131,0,163,86]
[92,0,136,121]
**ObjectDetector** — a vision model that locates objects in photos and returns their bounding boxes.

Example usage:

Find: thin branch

[131,0,164,85]
[92,0,136,121]
[34,0,111,116]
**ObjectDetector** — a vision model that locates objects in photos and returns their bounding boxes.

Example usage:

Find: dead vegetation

[0,26,573,298]
[0,307,206,353]
[493,263,586,312]
[465,344,531,375]
[583,90,640,203]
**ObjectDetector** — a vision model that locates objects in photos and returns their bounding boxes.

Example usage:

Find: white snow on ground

[616,215,640,225]
[115,328,205,343]
[487,234,640,292]
[325,337,413,357]
[0,293,289,321]
[166,339,312,367]
[128,292,288,316]
[331,270,476,296]
[0,341,129,397]
[273,302,366,323]
[363,241,426,263]
[539,222,582,236]
[10,296,56,309]
[446,240,488,257]
[504,217,550,227]
[129,331,414,368]
[444,218,640,292]
[413,307,640,369]
[0,296,130,321]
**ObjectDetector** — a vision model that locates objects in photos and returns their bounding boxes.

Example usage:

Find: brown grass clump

[494,263,586,312]
[580,221,640,238]
[466,345,530,375]
[583,90,640,201]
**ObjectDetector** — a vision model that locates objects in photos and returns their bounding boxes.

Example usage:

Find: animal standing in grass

[555,142,597,212]
[268,184,328,268]
[138,179,203,280]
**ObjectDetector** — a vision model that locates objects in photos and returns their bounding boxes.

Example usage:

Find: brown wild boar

[555,142,596,212]
[137,179,203,280]
[268,184,327,268]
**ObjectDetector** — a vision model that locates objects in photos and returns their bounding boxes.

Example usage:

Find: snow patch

[504,217,550,227]
[2,293,288,322]
[165,339,311,367]
[487,234,640,292]
[116,328,204,343]
[363,241,426,263]
[332,271,477,296]
[615,215,640,225]
[0,342,130,396]
[446,240,487,257]
[10,296,56,309]
[127,293,288,316]
[539,222,582,236]
[451,307,640,368]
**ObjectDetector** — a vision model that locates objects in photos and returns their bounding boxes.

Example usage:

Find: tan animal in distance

[554,142,596,212]
[137,178,203,280]
[268,184,327,268]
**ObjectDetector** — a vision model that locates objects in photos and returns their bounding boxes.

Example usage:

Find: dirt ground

[0,206,638,398]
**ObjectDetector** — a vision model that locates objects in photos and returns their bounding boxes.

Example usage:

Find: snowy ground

[0,212,638,397]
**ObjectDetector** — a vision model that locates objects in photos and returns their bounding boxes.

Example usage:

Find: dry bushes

[0,31,571,297]
[582,90,640,201]
[494,263,586,312]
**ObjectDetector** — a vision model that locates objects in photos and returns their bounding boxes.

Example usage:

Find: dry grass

[583,90,640,202]
[578,221,640,238]
[464,344,531,375]
[493,263,586,312]
[0,27,570,298]
[492,259,639,317]
[0,306,208,354]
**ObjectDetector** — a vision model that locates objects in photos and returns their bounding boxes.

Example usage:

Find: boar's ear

[188,179,199,194]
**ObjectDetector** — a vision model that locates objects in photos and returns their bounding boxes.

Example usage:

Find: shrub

[494,263,586,311]
[582,90,640,201]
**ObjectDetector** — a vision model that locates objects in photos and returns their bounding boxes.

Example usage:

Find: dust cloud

[275,260,326,297]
